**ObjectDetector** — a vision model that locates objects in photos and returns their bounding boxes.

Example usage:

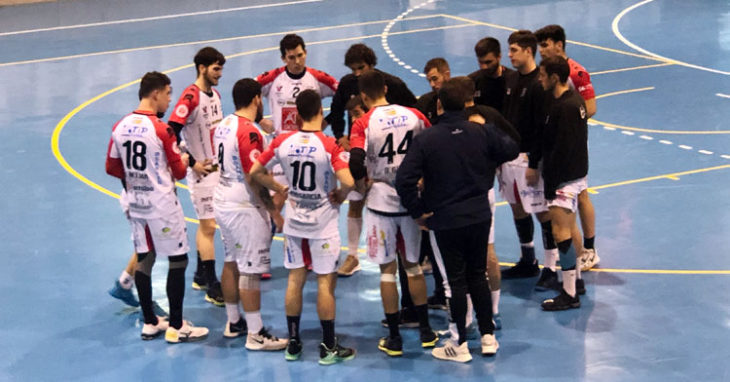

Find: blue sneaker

[493,313,502,330]
[108,280,139,307]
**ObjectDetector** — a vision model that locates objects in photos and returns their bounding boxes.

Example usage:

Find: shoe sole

[246,343,288,351]
[285,352,302,361]
[377,344,403,357]
[380,321,420,329]
[166,333,208,343]
[141,332,162,340]
[421,338,438,348]
[432,352,472,363]
[191,282,207,291]
[542,301,581,311]
[204,295,225,307]
[318,352,356,365]
[337,264,361,277]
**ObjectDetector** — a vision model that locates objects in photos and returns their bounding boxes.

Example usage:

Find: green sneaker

[318,338,355,365]
[285,338,302,361]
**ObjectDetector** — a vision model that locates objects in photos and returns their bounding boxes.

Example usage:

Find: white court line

[716,93,730,99]
[0,0,322,37]
[698,150,714,155]
[659,140,673,145]
[678,145,693,150]
[639,135,653,140]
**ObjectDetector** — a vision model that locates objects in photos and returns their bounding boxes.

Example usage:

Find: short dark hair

[438,79,468,112]
[194,47,226,75]
[345,95,368,113]
[450,76,475,103]
[138,71,170,100]
[295,89,322,122]
[279,34,305,57]
[232,78,261,110]
[474,37,501,58]
[423,57,450,74]
[508,30,537,57]
[344,43,377,67]
[539,56,570,83]
[534,24,566,50]
[358,71,386,100]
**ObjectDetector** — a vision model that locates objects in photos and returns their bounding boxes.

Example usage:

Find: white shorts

[488,188,495,245]
[547,177,588,213]
[364,212,421,265]
[215,207,272,274]
[186,170,219,220]
[347,190,364,202]
[497,154,547,214]
[284,235,341,275]
[128,207,189,257]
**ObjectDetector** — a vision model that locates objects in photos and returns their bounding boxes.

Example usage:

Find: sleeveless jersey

[350,105,430,213]
[169,84,223,163]
[257,130,348,238]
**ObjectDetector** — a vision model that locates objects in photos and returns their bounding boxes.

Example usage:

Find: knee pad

[239,273,261,290]
[168,254,189,270]
[380,273,397,283]
[404,263,423,277]
[136,251,156,276]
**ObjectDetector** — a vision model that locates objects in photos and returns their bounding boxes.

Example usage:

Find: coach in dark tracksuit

[395,79,519,360]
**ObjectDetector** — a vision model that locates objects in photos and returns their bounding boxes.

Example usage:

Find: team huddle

[105,25,599,364]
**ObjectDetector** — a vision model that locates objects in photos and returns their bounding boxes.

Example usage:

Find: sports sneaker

[285,338,303,361]
[223,318,247,338]
[576,278,586,296]
[204,281,225,307]
[108,280,139,307]
[192,271,207,290]
[378,335,403,356]
[579,248,600,271]
[337,255,361,277]
[165,321,209,343]
[501,259,539,279]
[141,316,169,340]
[427,294,448,310]
[432,340,472,363]
[480,333,499,356]
[318,338,356,365]
[420,330,438,348]
[380,308,420,328]
[541,289,581,311]
[493,313,502,331]
[245,328,288,351]
[535,268,560,291]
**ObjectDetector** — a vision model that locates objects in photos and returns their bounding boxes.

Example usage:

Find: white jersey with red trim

[350,104,430,213]
[257,130,348,238]
[107,111,184,219]
[169,84,223,163]
[213,114,266,211]
[256,67,338,135]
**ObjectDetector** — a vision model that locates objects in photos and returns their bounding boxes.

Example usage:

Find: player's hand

[328,188,348,205]
[525,168,539,186]
[415,212,434,231]
[274,183,289,196]
[417,178,425,192]
[271,211,284,233]
[260,118,275,134]
[192,158,212,176]
[180,153,190,168]
[337,136,351,152]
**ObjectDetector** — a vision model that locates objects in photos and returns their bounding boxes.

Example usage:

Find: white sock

[465,294,474,328]
[576,264,582,280]
[448,322,459,342]
[225,303,241,323]
[491,290,500,315]
[347,217,363,257]
[563,270,577,297]
[119,271,134,289]
[245,311,263,335]
[544,249,558,271]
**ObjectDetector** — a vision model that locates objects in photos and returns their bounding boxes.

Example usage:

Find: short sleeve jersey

[257,130,348,238]
[257,67,338,135]
[107,110,183,219]
[350,105,430,213]
[169,84,223,163]
[213,114,266,211]
[567,58,595,101]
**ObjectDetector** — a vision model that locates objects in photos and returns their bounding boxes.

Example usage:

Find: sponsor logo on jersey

[322,243,330,250]
[579,106,586,119]
[249,149,261,162]
[162,227,171,233]
[338,151,349,163]
[249,132,260,144]
[175,104,189,118]
[235,243,242,249]
[202,106,207,114]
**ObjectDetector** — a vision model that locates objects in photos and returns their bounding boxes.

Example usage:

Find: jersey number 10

[290,160,316,191]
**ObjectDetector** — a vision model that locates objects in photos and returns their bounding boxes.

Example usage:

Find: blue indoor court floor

[1,0,729,381]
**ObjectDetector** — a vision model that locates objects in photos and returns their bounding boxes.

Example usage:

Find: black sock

[287,315,301,340]
[167,267,185,329]
[321,320,335,348]
[195,251,203,274]
[584,236,595,250]
[515,216,535,262]
[134,271,156,325]
[385,312,400,338]
[540,220,557,250]
[202,260,217,283]
[413,304,430,331]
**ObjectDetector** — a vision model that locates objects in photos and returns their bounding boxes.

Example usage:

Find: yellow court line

[594,86,654,100]
[494,262,730,275]
[590,164,730,190]
[591,62,674,76]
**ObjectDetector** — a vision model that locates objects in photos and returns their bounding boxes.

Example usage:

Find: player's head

[139,71,172,114]
[438,79,469,112]
[423,57,451,92]
[295,89,322,124]
[450,76,476,105]
[280,34,307,75]
[194,47,225,86]
[345,44,377,77]
[508,30,537,70]
[474,37,502,75]
[538,56,570,92]
[232,78,263,119]
[535,24,566,59]
[345,95,368,121]
[357,70,386,107]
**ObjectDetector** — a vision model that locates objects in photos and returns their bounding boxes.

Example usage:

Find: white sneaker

[480,333,499,356]
[580,248,600,271]
[165,320,209,343]
[245,328,288,351]
[432,340,472,363]
[141,316,169,340]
